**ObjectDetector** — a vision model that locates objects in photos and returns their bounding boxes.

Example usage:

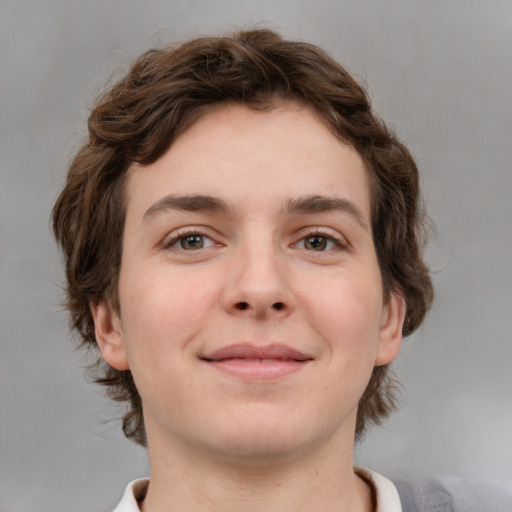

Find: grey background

[1,1,511,511]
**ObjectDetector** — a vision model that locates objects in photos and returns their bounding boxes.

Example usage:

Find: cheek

[303,270,384,355]
[119,265,220,350]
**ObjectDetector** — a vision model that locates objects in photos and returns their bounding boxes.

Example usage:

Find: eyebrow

[285,195,368,229]
[143,194,232,220]
[142,193,368,229]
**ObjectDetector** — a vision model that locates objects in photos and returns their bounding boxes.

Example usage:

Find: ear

[90,301,130,371]
[375,291,406,366]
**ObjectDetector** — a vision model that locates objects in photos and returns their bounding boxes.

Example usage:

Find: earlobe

[90,301,130,371]
[375,292,406,366]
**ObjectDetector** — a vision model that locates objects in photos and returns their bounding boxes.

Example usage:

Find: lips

[200,343,313,379]
[202,343,312,362]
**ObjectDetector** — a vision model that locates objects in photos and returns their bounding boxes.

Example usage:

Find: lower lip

[204,359,310,379]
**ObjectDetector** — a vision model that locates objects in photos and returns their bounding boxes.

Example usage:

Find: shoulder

[394,474,512,512]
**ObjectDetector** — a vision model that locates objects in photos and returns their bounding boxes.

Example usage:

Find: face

[93,102,404,464]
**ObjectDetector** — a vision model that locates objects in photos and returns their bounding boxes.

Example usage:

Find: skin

[92,101,405,512]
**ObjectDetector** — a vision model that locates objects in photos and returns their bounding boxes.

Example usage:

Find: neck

[140,427,373,512]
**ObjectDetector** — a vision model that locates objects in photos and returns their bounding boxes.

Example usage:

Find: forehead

[124,101,371,221]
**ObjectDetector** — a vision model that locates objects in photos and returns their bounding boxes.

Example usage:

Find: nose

[220,237,294,319]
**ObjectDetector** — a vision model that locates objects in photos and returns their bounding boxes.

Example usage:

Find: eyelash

[162,227,347,253]
[295,229,348,252]
[161,228,218,251]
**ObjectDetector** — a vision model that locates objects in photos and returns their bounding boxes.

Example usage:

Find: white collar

[112,468,402,512]
[356,467,403,512]
[112,478,147,512]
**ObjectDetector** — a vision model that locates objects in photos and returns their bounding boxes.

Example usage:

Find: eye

[293,228,348,253]
[167,233,216,251]
[301,235,338,251]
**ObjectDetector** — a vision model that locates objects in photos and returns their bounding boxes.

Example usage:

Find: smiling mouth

[200,343,313,379]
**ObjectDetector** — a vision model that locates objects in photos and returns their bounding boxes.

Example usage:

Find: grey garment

[395,475,512,512]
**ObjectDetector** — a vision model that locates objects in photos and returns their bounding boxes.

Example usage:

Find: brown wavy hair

[52,29,433,446]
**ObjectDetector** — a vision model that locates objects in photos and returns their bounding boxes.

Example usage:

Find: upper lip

[201,343,313,362]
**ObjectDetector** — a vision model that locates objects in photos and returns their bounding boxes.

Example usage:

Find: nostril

[233,301,286,312]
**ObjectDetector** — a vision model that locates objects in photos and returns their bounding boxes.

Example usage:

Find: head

[52,29,433,447]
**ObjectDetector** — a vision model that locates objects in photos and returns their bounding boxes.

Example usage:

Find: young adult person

[53,29,509,512]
